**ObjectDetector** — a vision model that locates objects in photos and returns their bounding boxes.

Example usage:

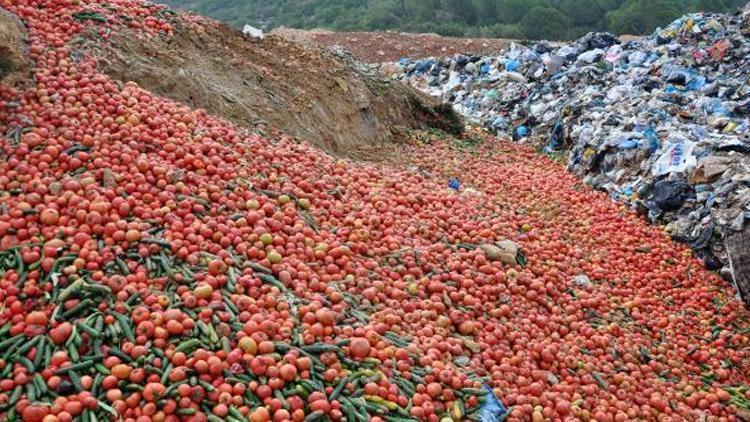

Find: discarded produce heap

[0,1,750,422]
[394,10,750,294]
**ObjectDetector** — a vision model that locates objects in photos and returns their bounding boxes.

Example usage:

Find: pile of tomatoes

[0,1,749,421]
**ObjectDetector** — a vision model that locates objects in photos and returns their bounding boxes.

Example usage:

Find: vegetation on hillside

[160,0,747,40]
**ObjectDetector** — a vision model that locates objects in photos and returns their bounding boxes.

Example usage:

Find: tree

[521,6,570,39]
[162,0,748,40]
[473,0,498,24]
[444,0,478,24]
[363,3,400,30]
[595,0,626,11]
[560,0,603,25]
[606,0,680,35]
[407,0,438,21]
[693,0,726,13]
[496,0,535,23]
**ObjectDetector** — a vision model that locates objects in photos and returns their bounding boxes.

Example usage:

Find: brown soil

[272,27,514,63]
[76,16,462,160]
[0,8,31,86]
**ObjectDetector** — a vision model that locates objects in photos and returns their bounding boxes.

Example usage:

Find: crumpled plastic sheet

[479,384,509,422]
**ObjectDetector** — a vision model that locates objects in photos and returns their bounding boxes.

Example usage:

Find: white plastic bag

[242,25,264,39]
[651,138,698,176]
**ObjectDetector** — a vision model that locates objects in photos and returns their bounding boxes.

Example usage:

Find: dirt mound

[0,8,30,85]
[78,17,462,160]
[273,27,514,63]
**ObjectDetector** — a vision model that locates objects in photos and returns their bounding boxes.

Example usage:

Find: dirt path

[272,27,515,63]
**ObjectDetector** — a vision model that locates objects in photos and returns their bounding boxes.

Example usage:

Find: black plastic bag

[648,180,695,212]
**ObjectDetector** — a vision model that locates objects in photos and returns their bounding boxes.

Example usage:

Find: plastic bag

[544,55,564,75]
[642,127,660,153]
[504,60,519,72]
[479,384,509,422]
[651,139,697,176]
[544,120,565,152]
[242,25,264,39]
[480,62,491,76]
[577,49,603,63]
[648,180,695,211]
[513,125,530,141]
[709,38,732,61]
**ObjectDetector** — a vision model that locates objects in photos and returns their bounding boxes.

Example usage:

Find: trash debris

[393,9,750,294]
[479,240,526,267]
[571,275,592,288]
[242,24,264,39]
[478,384,508,422]
[726,226,750,304]
[646,180,695,220]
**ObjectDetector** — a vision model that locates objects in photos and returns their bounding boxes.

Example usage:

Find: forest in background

[161,0,748,40]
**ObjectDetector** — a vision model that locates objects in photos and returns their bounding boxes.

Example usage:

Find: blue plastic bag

[414,60,435,75]
[642,127,660,153]
[448,178,461,191]
[505,60,520,72]
[543,120,564,152]
[618,139,638,149]
[479,384,509,422]
[513,125,530,141]
[480,62,491,76]
[686,75,706,91]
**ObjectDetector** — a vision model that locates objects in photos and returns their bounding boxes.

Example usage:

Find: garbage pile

[394,10,750,299]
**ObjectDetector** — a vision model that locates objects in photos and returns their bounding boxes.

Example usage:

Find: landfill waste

[727,226,750,302]
[393,9,750,304]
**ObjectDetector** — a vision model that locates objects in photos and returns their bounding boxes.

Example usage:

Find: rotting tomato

[0,1,749,421]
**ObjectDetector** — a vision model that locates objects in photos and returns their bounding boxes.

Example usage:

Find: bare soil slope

[0,8,30,85]
[273,27,514,63]
[76,16,462,160]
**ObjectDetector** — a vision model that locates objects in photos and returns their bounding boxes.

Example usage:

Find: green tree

[444,0,478,24]
[595,0,626,10]
[521,6,570,39]
[496,0,534,23]
[163,0,747,40]
[560,0,603,24]
[407,0,438,21]
[693,0,727,12]
[474,0,498,24]
[606,0,680,34]
[363,3,401,30]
